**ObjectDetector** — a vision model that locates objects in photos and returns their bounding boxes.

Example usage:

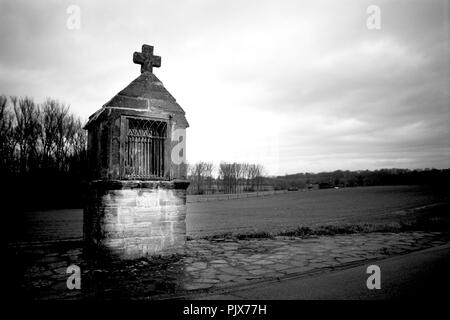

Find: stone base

[83,180,189,259]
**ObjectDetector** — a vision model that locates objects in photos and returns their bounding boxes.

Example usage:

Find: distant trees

[219,162,264,193]
[188,161,215,194]
[268,169,450,190]
[39,98,86,173]
[0,95,86,175]
[187,162,266,195]
[0,95,87,210]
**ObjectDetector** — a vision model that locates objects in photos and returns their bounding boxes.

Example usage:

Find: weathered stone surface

[84,180,188,259]
[9,231,450,299]
[133,44,161,73]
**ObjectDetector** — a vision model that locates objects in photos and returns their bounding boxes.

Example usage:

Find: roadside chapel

[83,44,189,259]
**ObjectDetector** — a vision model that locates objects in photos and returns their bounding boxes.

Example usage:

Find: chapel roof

[85,45,188,129]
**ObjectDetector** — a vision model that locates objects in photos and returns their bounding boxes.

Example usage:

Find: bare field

[7,185,449,243]
[187,185,449,237]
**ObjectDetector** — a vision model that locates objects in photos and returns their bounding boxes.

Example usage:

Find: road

[6,185,448,243]
[200,243,450,300]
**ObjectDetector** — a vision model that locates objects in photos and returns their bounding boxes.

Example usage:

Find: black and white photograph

[2,0,449,315]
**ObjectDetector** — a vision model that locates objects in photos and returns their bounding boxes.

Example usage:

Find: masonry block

[84,180,189,259]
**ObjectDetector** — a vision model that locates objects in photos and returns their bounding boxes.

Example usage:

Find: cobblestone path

[8,231,450,300]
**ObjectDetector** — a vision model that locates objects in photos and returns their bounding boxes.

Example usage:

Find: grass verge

[191,202,450,241]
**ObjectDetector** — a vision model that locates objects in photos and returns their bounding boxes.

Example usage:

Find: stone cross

[133,44,161,73]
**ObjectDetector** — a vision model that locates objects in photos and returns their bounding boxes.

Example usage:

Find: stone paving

[7,231,450,300]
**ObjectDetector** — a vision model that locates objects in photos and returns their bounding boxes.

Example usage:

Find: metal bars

[125,118,166,179]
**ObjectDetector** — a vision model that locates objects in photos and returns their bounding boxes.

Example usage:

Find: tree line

[0,95,87,210]
[187,162,265,195]
[268,168,450,190]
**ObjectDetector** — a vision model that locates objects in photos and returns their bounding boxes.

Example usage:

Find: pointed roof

[85,44,188,129]
[85,71,188,129]
[110,71,185,114]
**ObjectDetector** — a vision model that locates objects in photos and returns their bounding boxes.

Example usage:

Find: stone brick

[118,207,135,224]
[84,180,189,259]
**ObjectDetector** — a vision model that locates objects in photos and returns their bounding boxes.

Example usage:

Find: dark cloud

[0,0,448,174]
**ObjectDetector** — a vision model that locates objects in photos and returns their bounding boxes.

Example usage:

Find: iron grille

[124,118,167,179]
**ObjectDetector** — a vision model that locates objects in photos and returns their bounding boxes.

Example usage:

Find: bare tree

[218,162,232,193]
[187,161,214,194]
[12,96,41,172]
[246,164,265,191]
[38,98,86,172]
[0,96,15,172]
[202,162,214,194]
[241,163,250,191]
[54,103,71,171]
[255,164,265,190]
[66,117,87,174]
[233,162,242,193]
[40,98,60,169]
[193,162,205,194]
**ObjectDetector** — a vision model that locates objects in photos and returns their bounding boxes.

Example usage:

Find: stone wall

[84,180,189,259]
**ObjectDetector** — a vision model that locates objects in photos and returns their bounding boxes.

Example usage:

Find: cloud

[0,0,448,174]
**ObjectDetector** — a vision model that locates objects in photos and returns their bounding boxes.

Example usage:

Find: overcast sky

[1,0,449,175]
